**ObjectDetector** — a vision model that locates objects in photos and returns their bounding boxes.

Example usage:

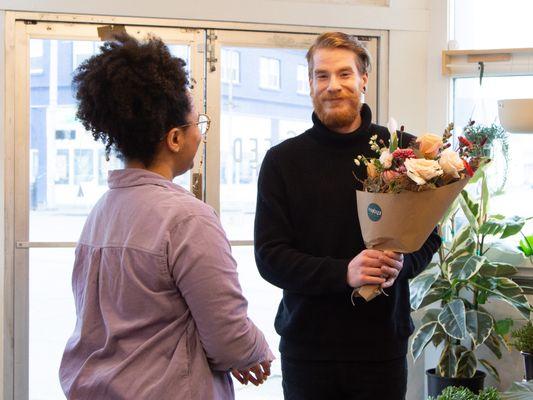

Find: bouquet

[354,121,487,301]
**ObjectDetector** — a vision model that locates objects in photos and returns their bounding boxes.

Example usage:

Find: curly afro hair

[72,33,191,166]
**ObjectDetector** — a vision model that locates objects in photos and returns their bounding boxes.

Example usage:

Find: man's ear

[361,73,369,92]
[165,128,183,154]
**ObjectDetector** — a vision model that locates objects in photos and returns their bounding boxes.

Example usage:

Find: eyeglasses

[178,113,211,136]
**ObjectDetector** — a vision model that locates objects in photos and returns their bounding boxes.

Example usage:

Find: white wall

[0,9,6,400]
[0,1,444,399]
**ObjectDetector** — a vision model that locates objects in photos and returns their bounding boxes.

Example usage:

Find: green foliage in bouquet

[428,386,501,400]
[510,322,533,354]
[410,167,532,381]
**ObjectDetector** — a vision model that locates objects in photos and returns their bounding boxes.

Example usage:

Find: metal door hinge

[207,30,218,72]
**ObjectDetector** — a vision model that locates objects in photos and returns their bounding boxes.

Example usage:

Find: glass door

[205,29,381,399]
[13,20,205,400]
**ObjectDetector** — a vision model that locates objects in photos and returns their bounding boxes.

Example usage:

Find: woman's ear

[165,127,183,154]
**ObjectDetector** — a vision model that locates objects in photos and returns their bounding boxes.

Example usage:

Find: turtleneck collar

[309,103,373,147]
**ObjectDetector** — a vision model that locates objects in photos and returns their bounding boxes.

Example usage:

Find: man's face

[309,48,368,132]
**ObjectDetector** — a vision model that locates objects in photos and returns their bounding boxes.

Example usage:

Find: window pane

[232,246,282,400]
[29,248,75,400]
[220,47,313,240]
[29,39,191,242]
[454,0,533,49]
[453,76,533,237]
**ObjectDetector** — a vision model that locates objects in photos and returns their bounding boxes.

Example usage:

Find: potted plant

[409,167,532,397]
[462,121,509,195]
[510,322,533,381]
[428,386,501,400]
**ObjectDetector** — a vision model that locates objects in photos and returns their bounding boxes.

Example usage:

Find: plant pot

[426,368,486,397]
[522,352,533,381]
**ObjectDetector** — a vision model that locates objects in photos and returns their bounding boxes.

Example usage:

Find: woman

[59,34,273,400]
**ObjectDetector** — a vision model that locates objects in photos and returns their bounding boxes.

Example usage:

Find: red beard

[312,92,361,131]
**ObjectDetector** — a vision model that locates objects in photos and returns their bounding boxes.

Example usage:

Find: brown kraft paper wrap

[354,178,469,301]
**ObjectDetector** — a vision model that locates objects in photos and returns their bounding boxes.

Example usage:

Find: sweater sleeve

[169,212,274,372]
[254,149,349,296]
[401,227,442,280]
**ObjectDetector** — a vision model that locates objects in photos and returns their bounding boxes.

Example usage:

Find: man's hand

[231,360,271,386]
[379,250,404,288]
[347,249,403,289]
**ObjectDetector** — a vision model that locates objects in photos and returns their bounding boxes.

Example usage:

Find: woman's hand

[231,360,271,386]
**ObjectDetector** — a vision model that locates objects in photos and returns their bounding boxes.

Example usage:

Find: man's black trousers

[281,355,408,400]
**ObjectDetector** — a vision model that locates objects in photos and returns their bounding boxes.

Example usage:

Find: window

[74,149,94,185]
[55,149,70,185]
[259,57,280,90]
[30,39,44,75]
[454,0,533,49]
[221,49,240,84]
[55,130,76,140]
[451,0,533,245]
[72,41,101,70]
[296,64,309,95]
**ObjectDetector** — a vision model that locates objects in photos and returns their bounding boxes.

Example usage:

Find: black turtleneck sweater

[254,104,441,361]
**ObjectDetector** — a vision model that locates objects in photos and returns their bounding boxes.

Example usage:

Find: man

[254,32,441,400]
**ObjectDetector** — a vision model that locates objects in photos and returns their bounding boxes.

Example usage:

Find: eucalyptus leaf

[411,321,438,362]
[438,299,467,340]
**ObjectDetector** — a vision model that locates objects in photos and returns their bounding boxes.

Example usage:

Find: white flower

[439,148,465,178]
[404,158,443,185]
[379,150,393,169]
[387,117,398,136]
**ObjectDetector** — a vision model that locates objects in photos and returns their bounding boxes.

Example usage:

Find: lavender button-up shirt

[60,169,273,400]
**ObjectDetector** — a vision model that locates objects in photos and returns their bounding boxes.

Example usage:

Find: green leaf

[450,225,474,253]
[479,216,527,239]
[418,285,451,309]
[480,173,489,222]
[449,255,485,281]
[479,358,500,383]
[411,321,438,362]
[484,332,503,359]
[459,190,479,229]
[422,308,441,324]
[409,265,441,310]
[479,261,518,278]
[446,238,477,264]
[519,235,533,257]
[495,318,514,336]
[465,310,494,348]
[437,342,457,377]
[438,299,467,340]
[455,350,477,378]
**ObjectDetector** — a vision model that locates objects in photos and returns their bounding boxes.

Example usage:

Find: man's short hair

[306,32,372,78]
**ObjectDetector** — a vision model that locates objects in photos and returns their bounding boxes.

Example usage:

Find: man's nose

[327,76,341,92]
